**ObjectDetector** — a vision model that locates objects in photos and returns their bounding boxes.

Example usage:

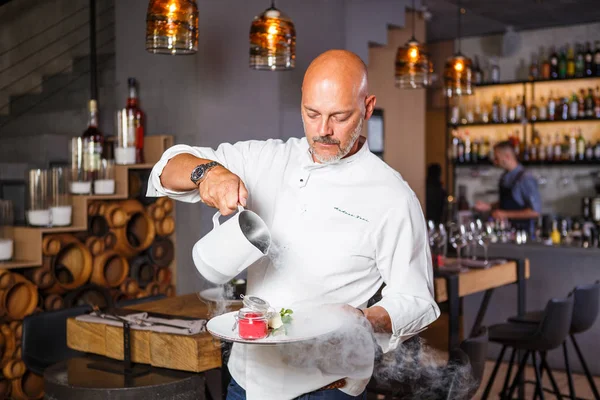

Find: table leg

[446,275,460,351]
[469,288,494,338]
[516,258,527,400]
[221,342,232,400]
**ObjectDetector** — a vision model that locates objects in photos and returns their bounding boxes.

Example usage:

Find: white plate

[198,287,243,305]
[207,307,344,345]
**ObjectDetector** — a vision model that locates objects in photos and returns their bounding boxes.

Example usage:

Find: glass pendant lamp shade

[146,0,199,55]
[395,39,433,88]
[444,54,473,97]
[249,3,296,71]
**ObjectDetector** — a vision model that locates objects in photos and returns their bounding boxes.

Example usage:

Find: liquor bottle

[585,140,594,161]
[595,140,600,161]
[479,137,489,162]
[575,44,585,77]
[541,48,551,80]
[490,58,500,83]
[492,95,500,123]
[523,143,530,163]
[450,103,460,125]
[553,133,562,162]
[585,88,595,118]
[539,96,548,120]
[569,93,579,120]
[451,130,460,161]
[566,45,575,78]
[595,86,600,118]
[516,95,525,121]
[568,131,577,162]
[578,89,586,118]
[560,96,569,121]
[500,95,508,123]
[126,78,145,164]
[464,131,472,163]
[550,47,559,79]
[508,96,516,122]
[457,134,465,164]
[548,92,556,121]
[538,134,547,162]
[471,138,479,164]
[529,98,539,121]
[585,42,594,77]
[595,41,600,76]
[577,129,586,162]
[558,46,567,79]
[529,54,539,81]
[545,134,553,162]
[81,99,103,180]
[473,56,483,85]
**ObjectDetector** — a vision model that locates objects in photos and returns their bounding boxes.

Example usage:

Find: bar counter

[463,242,600,375]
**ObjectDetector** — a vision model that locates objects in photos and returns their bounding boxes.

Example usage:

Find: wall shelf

[449,117,600,129]
[453,161,600,168]
[475,75,600,88]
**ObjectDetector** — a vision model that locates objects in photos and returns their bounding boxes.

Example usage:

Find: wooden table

[66,294,228,373]
[434,258,530,351]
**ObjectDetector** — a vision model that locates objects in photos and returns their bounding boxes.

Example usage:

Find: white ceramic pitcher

[192,206,271,284]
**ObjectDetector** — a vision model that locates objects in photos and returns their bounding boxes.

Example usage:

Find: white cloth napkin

[76,311,206,335]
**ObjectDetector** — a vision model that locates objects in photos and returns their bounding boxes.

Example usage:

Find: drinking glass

[114,109,137,165]
[70,138,92,194]
[27,169,51,226]
[94,159,116,195]
[449,224,468,266]
[50,167,72,226]
[478,223,493,263]
[0,200,14,261]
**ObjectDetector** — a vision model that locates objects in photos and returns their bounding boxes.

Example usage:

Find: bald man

[148,50,439,400]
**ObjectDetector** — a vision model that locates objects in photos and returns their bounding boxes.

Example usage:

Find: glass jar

[50,167,72,227]
[0,200,14,261]
[27,169,51,226]
[235,296,273,340]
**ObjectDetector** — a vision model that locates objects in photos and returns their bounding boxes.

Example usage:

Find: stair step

[41,56,115,93]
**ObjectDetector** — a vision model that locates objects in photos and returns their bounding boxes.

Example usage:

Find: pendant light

[395,0,433,89]
[146,0,199,55]
[443,0,473,97]
[249,1,296,71]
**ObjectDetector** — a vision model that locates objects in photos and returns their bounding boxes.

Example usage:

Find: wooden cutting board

[66,293,240,372]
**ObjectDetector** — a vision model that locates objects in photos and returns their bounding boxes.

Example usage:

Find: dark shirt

[500,164,542,213]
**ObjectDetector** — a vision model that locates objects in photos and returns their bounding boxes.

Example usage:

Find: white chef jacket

[147,136,440,400]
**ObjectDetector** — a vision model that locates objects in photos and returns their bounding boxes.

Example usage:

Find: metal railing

[0,0,115,128]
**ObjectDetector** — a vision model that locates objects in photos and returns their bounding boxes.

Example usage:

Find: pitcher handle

[211,205,245,229]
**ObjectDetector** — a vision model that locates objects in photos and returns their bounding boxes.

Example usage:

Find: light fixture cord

[457,0,462,53]
[411,0,416,39]
[271,0,275,8]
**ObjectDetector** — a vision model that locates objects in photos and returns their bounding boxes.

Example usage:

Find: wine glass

[449,224,468,267]
[478,223,493,264]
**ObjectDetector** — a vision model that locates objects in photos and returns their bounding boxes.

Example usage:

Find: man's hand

[474,200,492,212]
[491,209,507,220]
[198,166,248,216]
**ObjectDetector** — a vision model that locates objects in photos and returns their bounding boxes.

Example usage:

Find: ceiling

[424,0,600,43]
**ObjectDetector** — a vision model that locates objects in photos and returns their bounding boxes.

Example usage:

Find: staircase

[0,0,116,165]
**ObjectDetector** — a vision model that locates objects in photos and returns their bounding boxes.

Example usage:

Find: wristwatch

[190,161,221,186]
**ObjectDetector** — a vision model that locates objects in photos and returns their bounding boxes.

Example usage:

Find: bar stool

[508,281,600,400]
[481,295,574,400]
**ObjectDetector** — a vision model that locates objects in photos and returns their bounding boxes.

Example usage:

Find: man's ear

[364,95,377,120]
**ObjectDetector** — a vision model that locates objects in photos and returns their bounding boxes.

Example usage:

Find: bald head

[301,50,376,164]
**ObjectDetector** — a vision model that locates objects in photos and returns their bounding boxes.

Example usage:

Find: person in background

[474,140,542,233]
[425,163,446,224]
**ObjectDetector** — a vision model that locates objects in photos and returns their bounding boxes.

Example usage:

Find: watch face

[191,166,204,183]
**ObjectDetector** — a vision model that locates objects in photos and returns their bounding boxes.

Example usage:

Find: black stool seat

[507,310,544,325]
[488,322,539,348]
[43,356,206,400]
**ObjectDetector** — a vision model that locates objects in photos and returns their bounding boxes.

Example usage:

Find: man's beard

[307,118,364,164]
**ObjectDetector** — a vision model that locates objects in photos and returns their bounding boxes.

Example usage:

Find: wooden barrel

[3,359,25,380]
[159,283,175,297]
[155,216,175,237]
[0,325,16,364]
[47,235,92,294]
[0,377,11,399]
[144,282,161,297]
[42,236,61,256]
[110,289,130,304]
[63,284,112,309]
[85,236,105,257]
[87,201,100,216]
[0,271,14,291]
[147,204,166,221]
[24,267,55,290]
[1,274,39,321]
[12,370,44,400]
[104,231,117,250]
[9,321,22,342]
[147,237,175,268]
[91,251,129,288]
[156,267,172,285]
[89,215,109,237]
[113,213,156,258]
[156,197,174,214]
[129,256,155,288]
[103,203,127,229]
[119,278,140,296]
[43,294,64,311]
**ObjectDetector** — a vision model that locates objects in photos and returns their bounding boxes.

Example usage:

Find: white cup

[50,205,72,226]
[94,179,115,195]
[0,239,13,261]
[192,206,271,284]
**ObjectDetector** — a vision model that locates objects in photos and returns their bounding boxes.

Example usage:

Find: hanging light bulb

[249,1,296,71]
[443,0,473,97]
[146,0,199,55]
[395,1,433,89]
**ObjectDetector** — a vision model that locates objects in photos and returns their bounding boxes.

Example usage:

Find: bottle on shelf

[538,133,547,162]
[492,95,500,123]
[551,220,561,245]
[566,45,575,78]
[558,46,567,79]
[569,92,579,120]
[560,96,569,121]
[545,134,554,161]
[578,88,586,118]
[547,92,556,121]
[464,131,472,163]
[585,42,594,77]
[594,41,600,77]
[508,96,516,122]
[81,99,103,180]
[594,140,600,161]
[126,77,145,164]
[585,88,595,118]
[550,46,559,79]
[500,93,509,123]
[585,140,594,161]
[473,56,484,85]
[529,98,539,121]
[490,58,500,83]
[471,137,480,164]
[479,137,489,162]
[516,94,525,121]
[577,129,586,162]
[595,86,600,118]
[451,129,460,161]
[575,43,585,78]
[541,48,551,80]
[568,130,577,162]
[553,133,562,162]
[538,96,548,120]
[529,53,539,81]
